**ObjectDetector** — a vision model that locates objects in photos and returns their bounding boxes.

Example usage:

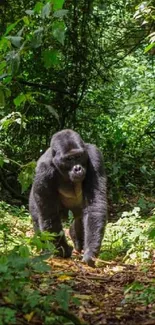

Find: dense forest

[0,0,155,324]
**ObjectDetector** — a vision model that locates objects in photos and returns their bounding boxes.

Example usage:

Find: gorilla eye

[67,156,74,161]
[76,154,82,159]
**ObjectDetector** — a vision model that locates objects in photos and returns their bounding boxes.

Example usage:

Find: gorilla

[29,129,107,266]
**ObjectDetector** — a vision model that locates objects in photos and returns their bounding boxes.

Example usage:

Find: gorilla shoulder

[86,143,104,172]
[35,148,53,171]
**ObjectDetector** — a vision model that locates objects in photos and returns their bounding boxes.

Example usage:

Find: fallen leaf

[57,274,73,281]
[24,311,35,322]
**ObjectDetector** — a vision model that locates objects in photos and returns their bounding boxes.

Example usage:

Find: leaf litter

[41,252,155,325]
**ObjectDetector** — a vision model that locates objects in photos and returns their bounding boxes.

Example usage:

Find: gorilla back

[29,129,107,266]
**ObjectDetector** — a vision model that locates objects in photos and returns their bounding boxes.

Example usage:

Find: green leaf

[14,93,26,107]
[6,36,23,48]
[18,161,36,193]
[0,157,4,167]
[34,2,44,13]
[5,21,20,36]
[53,0,65,11]
[19,245,30,258]
[9,51,20,76]
[23,16,29,25]
[42,49,60,68]
[41,2,51,19]
[31,27,43,48]
[25,290,41,308]
[52,21,66,45]
[0,264,8,273]
[0,61,7,72]
[32,261,50,273]
[148,228,155,239]
[45,104,59,120]
[0,308,16,324]
[125,282,144,294]
[144,43,155,53]
[25,9,34,16]
[55,285,73,310]
[53,9,68,18]
[0,37,10,51]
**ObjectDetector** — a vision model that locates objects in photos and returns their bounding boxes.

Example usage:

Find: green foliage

[134,1,155,52]
[80,52,155,201]
[0,0,154,206]
[0,307,16,325]
[0,202,80,325]
[18,161,36,192]
[0,0,67,79]
[55,284,77,311]
[100,207,155,263]
[124,281,155,306]
[42,49,61,68]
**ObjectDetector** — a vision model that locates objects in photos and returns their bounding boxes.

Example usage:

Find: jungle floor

[1,200,155,325]
[35,253,155,325]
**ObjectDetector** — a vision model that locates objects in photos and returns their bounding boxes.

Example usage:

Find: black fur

[29,129,107,266]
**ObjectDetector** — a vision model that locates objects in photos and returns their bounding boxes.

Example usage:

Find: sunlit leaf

[34,1,43,13]
[53,0,65,11]
[52,21,66,45]
[8,51,20,76]
[31,27,43,48]
[53,9,68,18]
[41,2,51,19]
[14,93,26,107]
[5,21,20,36]
[144,43,155,53]
[6,36,23,48]
[57,274,73,281]
[45,105,59,120]
[25,9,34,16]
[24,311,35,322]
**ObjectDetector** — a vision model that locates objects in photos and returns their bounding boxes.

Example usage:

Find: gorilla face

[66,151,87,183]
[51,130,88,182]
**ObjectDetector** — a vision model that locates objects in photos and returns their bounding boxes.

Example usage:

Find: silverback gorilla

[29,129,107,266]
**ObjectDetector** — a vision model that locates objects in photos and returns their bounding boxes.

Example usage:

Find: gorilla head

[51,130,88,183]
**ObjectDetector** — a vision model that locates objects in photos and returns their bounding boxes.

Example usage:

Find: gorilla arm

[29,149,72,257]
[82,144,107,265]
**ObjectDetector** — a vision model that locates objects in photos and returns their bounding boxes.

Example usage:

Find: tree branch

[14,78,74,96]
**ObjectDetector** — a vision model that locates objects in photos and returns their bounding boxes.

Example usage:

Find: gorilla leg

[39,216,73,258]
[29,190,40,231]
[49,218,73,258]
[29,192,73,258]
[69,217,84,252]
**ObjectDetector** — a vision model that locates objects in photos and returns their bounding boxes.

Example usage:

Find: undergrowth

[0,201,155,323]
[0,202,81,325]
[100,207,155,264]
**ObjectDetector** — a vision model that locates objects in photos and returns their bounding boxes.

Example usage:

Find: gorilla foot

[82,250,95,268]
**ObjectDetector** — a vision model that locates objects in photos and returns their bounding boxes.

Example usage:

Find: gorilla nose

[73,165,82,174]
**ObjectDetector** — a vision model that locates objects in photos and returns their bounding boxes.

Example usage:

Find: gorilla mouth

[69,171,86,183]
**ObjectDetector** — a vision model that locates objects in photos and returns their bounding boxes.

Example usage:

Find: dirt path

[47,255,155,325]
